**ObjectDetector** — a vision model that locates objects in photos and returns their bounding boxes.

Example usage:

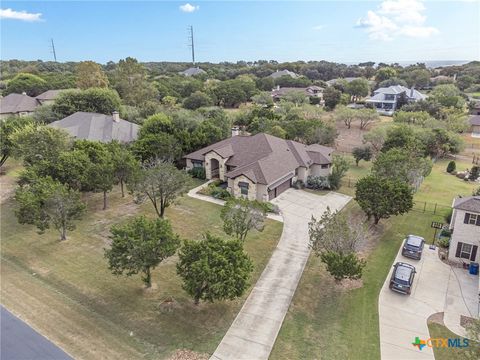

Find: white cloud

[312,25,326,31]
[356,0,438,41]
[179,3,199,13]
[0,8,43,22]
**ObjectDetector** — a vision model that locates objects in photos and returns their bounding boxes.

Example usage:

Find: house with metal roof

[268,69,299,79]
[179,67,206,77]
[184,132,333,201]
[448,196,480,264]
[49,111,140,143]
[0,93,40,119]
[365,85,427,116]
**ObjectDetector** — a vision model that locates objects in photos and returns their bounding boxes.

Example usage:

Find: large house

[271,85,324,103]
[448,196,480,263]
[365,85,426,116]
[268,69,299,79]
[185,132,333,201]
[0,93,40,119]
[49,111,140,143]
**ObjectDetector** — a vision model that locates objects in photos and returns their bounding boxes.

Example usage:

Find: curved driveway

[210,189,351,360]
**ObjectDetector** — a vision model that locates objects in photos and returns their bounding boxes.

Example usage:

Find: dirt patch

[336,278,364,291]
[428,312,445,325]
[168,349,209,360]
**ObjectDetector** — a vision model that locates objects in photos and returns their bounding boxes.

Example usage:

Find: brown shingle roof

[185,133,333,185]
[453,196,480,213]
[0,93,39,114]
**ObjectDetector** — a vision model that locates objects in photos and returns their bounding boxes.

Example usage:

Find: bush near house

[199,181,231,200]
[446,161,456,173]
[306,175,330,190]
[188,167,206,180]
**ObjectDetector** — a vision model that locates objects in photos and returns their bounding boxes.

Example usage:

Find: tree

[176,233,253,305]
[76,61,109,89]
[328,155,350,190]
[446,161,456,174]
[15,176,85,240]
[308,207,366,281]
[220,198,266,241]
[382,125,419,153]
[346,78,370,102]
[128,160,191,217]
[282,90,309,106]
[0,116,34,167]
[73,141,115,210]
[363,126,387,155]
[182,91,213,110]
[132,132,182,163]
[393,111,434,127]
[357,108,379,130]
[4,73,47,96]
[105,216,180,288]
[375,67,397,82]
[251,92,274,107]
[355,175,413,224]
[107,142,139,197]
[430,84,466,109]
[470,166,480,181]
[378,77,408,88]
[33,104,62,124]
[52,88,122,118]
[323,87,342,110]
[334,106,356,129]
[352,146,372,166]
[10,124,71,166]
[210,80,247,107]
[112,57,158,106]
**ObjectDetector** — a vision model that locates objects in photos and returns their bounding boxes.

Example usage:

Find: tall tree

[128,160,191,217]
[346,78,370,102]
[105,216,180,288]
[52,88,122,118]
[0,116,34,168]
[107,142,140,197]
[220,198,266,241]
[355,175,413,224]
[323,87,342,110]
[334,106,356,129]
[15,176,86,240]
[75,61,109,89]
[352,146,372,166]
[4,73,47,96]
[112,57,158,106]
[176,233,253,305]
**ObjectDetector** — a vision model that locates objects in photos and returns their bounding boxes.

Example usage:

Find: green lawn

[270,158,476,360]
[0,163,283,359]
[428,322,470,360]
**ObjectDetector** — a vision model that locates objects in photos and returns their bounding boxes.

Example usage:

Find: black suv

[401,235,425,260]
[389,262,416,295]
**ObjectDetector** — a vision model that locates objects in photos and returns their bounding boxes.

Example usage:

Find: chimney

[112,111,120,122]
[231,126,240,137]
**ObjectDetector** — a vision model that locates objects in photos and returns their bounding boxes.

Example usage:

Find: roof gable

[0,93,39,114]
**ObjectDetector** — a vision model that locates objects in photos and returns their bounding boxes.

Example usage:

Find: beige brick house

[185,133,333,201]
[448,196,480,263]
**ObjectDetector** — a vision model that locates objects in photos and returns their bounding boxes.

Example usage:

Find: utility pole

[188,26,195,65]
[50,38,57,62]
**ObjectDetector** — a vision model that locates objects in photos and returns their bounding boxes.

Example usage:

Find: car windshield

[395,265,412,285]
[406,236,423,248]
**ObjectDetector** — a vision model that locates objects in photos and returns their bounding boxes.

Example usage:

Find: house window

[192,160,203,168]
[460,243,473,260]
[464,212,480,226]
[238,181,249,196]
[321,164,329,169]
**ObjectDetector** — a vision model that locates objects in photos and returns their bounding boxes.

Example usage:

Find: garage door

[269,178,291,200]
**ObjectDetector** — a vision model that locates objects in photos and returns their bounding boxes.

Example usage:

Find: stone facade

[232,175,257,201]
[204,151,228,180]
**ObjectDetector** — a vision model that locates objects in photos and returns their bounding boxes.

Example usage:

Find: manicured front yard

[428,322,470,360]
[0,163,283,359]
[270,158,477,359]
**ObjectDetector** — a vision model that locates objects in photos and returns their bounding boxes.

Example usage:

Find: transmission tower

[50,38,57,62]
[188,26,195,65]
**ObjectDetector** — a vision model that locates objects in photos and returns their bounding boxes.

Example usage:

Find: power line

[50,38,57,62]
[188,26,195,65]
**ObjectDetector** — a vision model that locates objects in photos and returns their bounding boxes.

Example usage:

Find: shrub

[189,167,206,179]
[293,179,304,189]
[446,161,456,173]
[470,166,480,181]
[440,228,451,237]
[320,251,366,281]
[444,209,453,224]
[437,237,450,249]
[210,187,231,200]
[307,175,330,190]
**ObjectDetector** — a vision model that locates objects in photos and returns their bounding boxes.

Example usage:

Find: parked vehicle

[401,235,425,260]
[389,262,416,295]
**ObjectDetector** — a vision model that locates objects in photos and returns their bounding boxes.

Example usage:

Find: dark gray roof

[180,67,206,76]
[469,115,480,126]
[0,93,39,114]
[453,196,480,213]
[49,112,140,143]
[185,133,333,185]
[271,86,324,98]
[36,89,71,101]
[268,69,299,79]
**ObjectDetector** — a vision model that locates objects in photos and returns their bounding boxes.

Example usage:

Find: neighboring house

[470,115,480,138]
[470,101,480,116]
[35,89,71,105]
[49,111,140,143]
[185,132,333,201]
[365,85,427,116]
[268,69,299,79]
[179,67,206,77]
[0,93,40,119]
[271,85,324,103]
[326,77,360,86]
[448,196,480,264]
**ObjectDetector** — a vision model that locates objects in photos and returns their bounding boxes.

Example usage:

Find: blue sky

[1,1,479,64]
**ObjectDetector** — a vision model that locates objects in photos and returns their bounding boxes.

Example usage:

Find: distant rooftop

[0,93,39,114]
[179,67,206,76]
[268,69,299,79]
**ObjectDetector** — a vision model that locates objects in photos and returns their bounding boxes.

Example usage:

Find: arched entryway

[210,158,220,178]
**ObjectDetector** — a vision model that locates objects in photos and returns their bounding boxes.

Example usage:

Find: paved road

[210,189,352,360]
[1,306,72,360]
[379,246,478,360]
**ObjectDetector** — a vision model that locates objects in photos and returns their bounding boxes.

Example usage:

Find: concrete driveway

[211,189,351,360]
[379,245,479,360]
